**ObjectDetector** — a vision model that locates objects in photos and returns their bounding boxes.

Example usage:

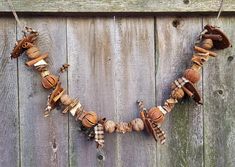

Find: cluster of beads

[10,25,230,153]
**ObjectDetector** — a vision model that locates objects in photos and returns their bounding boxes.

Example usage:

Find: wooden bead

[82,111,98,128]
[60,94,73,106]
[104,120,116,133]
[115,122,132,133]
[41,74,58,89]
[171,88,185,100]
[26,46,40,59]
[183,68,200,84]
[131,118,144,132]
[147,107,165,124]
[201,38,213,50]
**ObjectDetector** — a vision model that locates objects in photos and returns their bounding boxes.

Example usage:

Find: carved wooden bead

[147,107,165,125]
[183,68,200,84]
[60,94,73,106]
[26,46,40,59]
[104,120,116,133]
[82,111,98,128]
[41,74,58,89]
[171,88,185,100]
[201,38,213,50]
[131,118,144,132]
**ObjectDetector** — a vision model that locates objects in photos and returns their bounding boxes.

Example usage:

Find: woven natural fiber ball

[201,38,213,50]
[184,68,200,84]
[131,118,144,132]
[26,46,40,59]
[41,74,58,89]
[115,122,132,133]
[104,120,116,133]
[147,107,164,124]
[60,94,73,106]
[82,111,98,128]
[171,88,185,100]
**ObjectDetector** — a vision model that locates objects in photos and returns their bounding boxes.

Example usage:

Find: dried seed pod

[60,94,73,106]
[147,107,165,125]
[104,120,116,133]
[26,46,41,59]
[183,68,200,84]
[41,74,58,89]
[131,118,144,132]
[171,88,185,100]
[201,38,213,50]
[82,111,98,128]
[116,122,132,133]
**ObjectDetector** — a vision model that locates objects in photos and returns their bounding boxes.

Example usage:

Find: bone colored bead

[201,38,213,50]
[104,120,116,133]
[131,118,144,132]
[26,46,40,59]
[60,94,73,106]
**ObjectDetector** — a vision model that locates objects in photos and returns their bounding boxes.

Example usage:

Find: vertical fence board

[155,17,204,167]
[18,18,68,167]
[203,17,235,167]
[67,17,118,167]
[0,18,19,167]
[114,17,156,167]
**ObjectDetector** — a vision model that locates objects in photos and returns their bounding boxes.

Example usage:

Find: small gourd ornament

[147,107,165,125]
[183,68,201,84]
[40,70,58,89]
[81,111,98,128]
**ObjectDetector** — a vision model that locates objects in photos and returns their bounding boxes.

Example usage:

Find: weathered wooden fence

[0,1,234,167]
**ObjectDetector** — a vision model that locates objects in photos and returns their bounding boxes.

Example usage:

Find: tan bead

[60,94,73,106]
[104,120,116,133]
[147,107,165,124]
[171,88,185,100]
[183,68,200,84]
[115,122,132,133]
[26,46,40,59]
[131,118,144,132]
[201,38,213,50]
[41,74,58,89]
[82,111,98,128]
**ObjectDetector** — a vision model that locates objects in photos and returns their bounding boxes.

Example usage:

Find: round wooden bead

[171,88,185,100]
[104,120,116,133]
[131,118,144,132]
[183,68,200,84]
[26,46,40,59]
[41,74,58,89]
[60,94,73,106]
[201,38,213,50]
[147,107,165,124]
[82,111,98,128]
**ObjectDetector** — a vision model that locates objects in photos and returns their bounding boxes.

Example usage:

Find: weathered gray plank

[0,18,19,167]
[203,17,235,167]
[67,17,118,167]
[1,0,235,13]
[114,17,156,167]
[155,17,204,167]
[18,17,68,167]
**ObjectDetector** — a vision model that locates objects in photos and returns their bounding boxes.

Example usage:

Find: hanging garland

[10,24,231,159]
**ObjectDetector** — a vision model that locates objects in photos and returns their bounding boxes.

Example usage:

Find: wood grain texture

[113,17,156,167]
[203,17,235,167]
[0,18,19,167]
[18,17,68,167]
[1,0,235,13]
[67,17,118,167]
[155,17,204,167]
